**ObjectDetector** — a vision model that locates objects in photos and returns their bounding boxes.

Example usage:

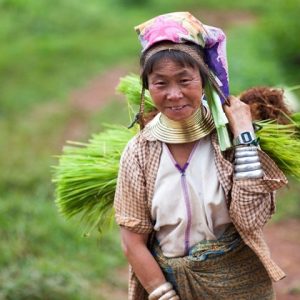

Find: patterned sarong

[152,225,275,300]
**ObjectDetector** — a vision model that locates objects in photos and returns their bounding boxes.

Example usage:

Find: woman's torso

[151,135,232,257]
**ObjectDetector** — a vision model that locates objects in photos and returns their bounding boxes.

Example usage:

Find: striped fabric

[114,130,288,300]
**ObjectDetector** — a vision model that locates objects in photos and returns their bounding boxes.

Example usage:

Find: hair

[239,87,292,124]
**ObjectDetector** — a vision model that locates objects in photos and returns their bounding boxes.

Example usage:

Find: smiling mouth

[169,105,188,111]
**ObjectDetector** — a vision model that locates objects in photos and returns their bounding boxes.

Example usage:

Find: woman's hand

[223,95,254,138]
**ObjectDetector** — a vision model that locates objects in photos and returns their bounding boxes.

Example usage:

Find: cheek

[185,86,202,104]
[148,88,163,106]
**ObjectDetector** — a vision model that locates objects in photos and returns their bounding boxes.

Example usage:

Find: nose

[166,84,183,101]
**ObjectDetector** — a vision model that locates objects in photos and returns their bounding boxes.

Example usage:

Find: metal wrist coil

[234,145,264,180]
[235,169,264,179]
[235,161,262,172]
[235,151,258,158]
[159,289,179,300]
[149,282,178,300]
[235,145,258,151]
[235,156,260,164]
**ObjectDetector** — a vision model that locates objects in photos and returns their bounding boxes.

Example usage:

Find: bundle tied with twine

[52,74,300,235]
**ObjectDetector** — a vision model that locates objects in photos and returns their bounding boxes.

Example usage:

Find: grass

[1,0,299,298]
[227,24,284,94]
[0,190,125,299]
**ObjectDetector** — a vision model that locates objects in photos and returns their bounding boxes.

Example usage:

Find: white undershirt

[151,135,231,257]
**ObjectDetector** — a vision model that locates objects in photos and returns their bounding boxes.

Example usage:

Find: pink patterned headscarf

[135,12,229,102]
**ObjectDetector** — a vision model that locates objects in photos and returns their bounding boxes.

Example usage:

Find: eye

[180,78,191,85]
[154,81,166,87]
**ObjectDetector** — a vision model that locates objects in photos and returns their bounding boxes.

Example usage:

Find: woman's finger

[224,95,239,107]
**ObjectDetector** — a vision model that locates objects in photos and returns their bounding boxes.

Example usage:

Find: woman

[114,12,287,300]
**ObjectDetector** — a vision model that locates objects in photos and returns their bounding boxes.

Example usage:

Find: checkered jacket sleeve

[114,136,153,234]
[229,149,288,233]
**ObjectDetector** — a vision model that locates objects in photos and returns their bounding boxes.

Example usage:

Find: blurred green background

[1,0,299,299]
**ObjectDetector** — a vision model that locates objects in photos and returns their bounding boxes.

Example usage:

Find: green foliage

[227,23,288,95]
[273,178,300,222]
[261,0,300,82]
[292,112,300,123]
[0,263,89,300]
[204,81,231,151]
[0,191,125,299]
[0,0,140,115]
[117,74,155,115]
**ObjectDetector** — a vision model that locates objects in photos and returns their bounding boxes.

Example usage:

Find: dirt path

[265,220,300,300]
[69,64,134,114]
[63,63,133,141]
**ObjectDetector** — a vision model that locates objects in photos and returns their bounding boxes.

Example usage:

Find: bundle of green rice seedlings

[53,125,137,235]
[117,74,155,117]
[255,116,300,180]
[291,112,300,124]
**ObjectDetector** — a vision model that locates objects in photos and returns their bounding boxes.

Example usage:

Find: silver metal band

[235,146,258,152]
[159,289,178,300]
[235,162,262,172]
[149,282,173,300]
[235,150,258,158]
[235,156,260,164]
[234,145,263,179]
[234,169,264,180]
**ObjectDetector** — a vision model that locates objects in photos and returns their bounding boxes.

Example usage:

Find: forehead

[150,58,198,76]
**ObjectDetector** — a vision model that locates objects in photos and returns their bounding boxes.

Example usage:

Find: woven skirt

[152,225,275,300]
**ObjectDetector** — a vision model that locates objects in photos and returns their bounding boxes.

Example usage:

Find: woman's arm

[222,95,287,232]
[120,227,167,294]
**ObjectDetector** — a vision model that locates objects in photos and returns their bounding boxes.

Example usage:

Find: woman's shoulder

[121,129,161,161]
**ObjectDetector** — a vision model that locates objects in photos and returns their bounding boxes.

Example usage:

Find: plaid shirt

[114,129,288,300]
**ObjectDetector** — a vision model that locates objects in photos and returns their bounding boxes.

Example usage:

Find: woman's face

[148,58,202,121]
